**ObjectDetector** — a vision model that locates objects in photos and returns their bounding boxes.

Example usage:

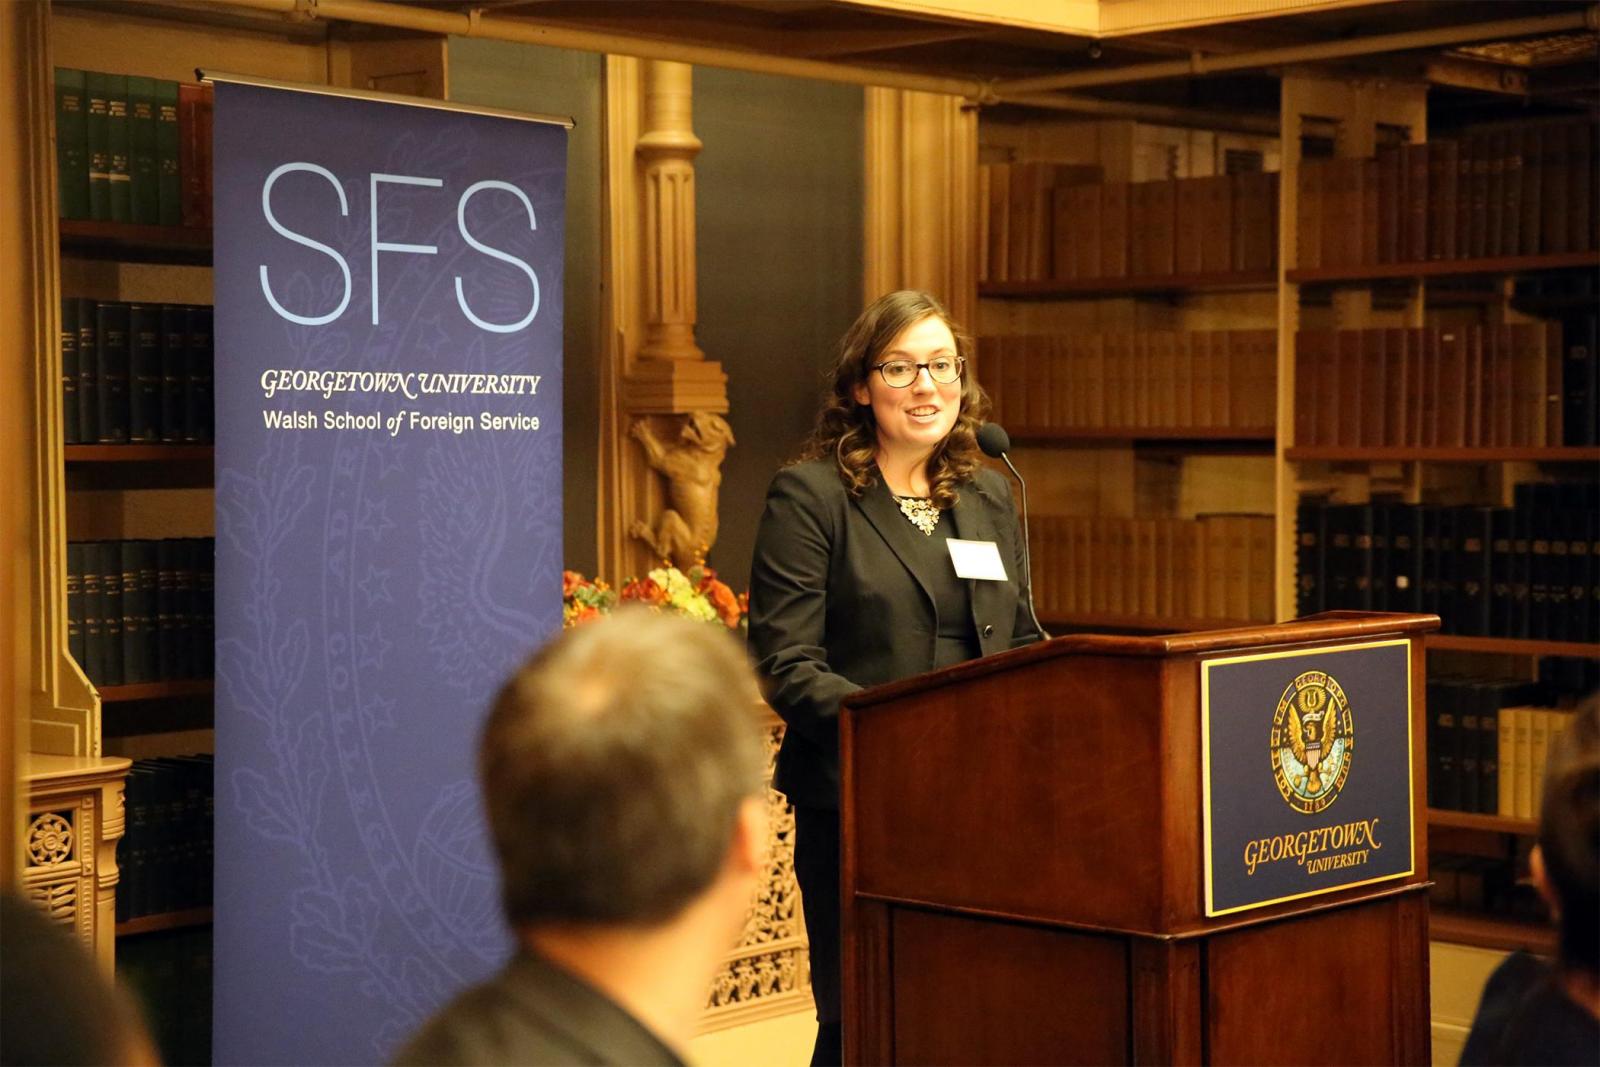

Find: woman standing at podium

[749,289,1043,1066]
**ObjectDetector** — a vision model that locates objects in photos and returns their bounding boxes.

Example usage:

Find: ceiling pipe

[996,6,1598,96]
[201,0,1281,131]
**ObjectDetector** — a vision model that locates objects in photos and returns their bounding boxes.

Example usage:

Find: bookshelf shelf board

[1286,446,1600,463]
[1014,427,1276,446]
[115,907,213,938]
[1428,808,1537,836]
[1430,908,1555,956]
[98,680,214,703]
[1288,250,1599,286]
[979,271,1276,299]
[1040,612,1258,633]
[1426,635,1600,659]
[59,219,212,265]
[64,444,213,463]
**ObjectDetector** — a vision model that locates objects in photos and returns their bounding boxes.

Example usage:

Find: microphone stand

[997,449,1050,642]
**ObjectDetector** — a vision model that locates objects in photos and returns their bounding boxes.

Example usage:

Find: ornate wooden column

[599,58,730,578]
[863,88,979,328]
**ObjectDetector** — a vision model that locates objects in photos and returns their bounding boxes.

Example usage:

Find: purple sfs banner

[212,80,566,1064]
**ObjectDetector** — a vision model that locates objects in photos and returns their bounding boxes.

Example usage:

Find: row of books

[1294,318,1597,449]
[66,539,215,688]
[1429,853,1543,926]
[61,298,214,445]
[1030,513,1275,624]
[54,69,212,226]
[1297,119,1598,270]
[1295,485,1600,643]
[117,755,213,922]
[978,164,1280,283]
[1428,675,1588,816]
[980,329,1276,433]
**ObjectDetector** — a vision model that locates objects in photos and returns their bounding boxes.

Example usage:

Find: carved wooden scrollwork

[703,719,812,1029]
[629,412,736,570]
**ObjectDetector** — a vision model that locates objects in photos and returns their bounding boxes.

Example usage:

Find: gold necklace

[894,494,940,536]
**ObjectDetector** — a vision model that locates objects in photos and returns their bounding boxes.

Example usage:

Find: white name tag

[946,538,1009,582]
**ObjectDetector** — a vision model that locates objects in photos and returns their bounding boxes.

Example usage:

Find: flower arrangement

[563,563,748,631]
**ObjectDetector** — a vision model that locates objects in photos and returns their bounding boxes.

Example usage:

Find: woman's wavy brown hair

[798,290,990,509]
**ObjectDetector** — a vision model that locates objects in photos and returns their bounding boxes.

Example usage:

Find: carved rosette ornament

[29,811,75,866]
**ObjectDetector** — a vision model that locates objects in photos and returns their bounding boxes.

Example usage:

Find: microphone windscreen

[976,422,1011,457]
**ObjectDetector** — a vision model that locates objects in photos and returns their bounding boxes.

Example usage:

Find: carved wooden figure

[629,411,735,569]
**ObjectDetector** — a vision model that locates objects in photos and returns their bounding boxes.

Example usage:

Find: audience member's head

[479,608,767,934]
[1533,696,1600,977]
[0,892,158,1066]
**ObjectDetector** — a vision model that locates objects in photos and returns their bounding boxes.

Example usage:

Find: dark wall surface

[693,65,864,589]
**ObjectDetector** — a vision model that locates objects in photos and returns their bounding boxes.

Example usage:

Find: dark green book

[75,297,98,444]
[105,74,131,223]
[185,306,213,443]
[85,70,111,220]
[101,538,125,686]
[82,541,105,684]
[1490,507,1515,637]
[128,303,161,442]
[135,539,159,686]
[156,539,178,680]
[60,297,80,444]
[172,539,195,678]
[1457,681,1480,813]
[154,81,181,226]
[1456,506,1494,637]
[120,540,146,685]
[159,305,186,442]
[66,541,86,668]
[55,68,89,220]
[127,76,159,225]
[94,301,130,443]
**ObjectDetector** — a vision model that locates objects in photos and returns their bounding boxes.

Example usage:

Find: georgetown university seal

[1271,670,1353,815]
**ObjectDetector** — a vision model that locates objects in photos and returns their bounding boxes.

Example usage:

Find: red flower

[570,604,601,626]
[705,579,742,628]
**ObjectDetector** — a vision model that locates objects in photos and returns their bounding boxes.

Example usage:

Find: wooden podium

[840,612,1436,1066]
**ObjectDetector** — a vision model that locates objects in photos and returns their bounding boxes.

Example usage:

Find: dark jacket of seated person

[1460,700,1600,1066]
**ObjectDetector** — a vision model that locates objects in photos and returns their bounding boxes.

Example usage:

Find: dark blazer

[392,950,684,1066]
[749,458,1043,809]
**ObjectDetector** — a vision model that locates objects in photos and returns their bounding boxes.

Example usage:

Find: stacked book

[978,167,1279,283]
[1031,513,1275,624]
[55,69,212,226]
[66,538,215,688]
[1294,322,1596,449]
[982,329,1276,433]
[61,298,214,445]
[1297,118,1598,269]
[1295,483,1600,642]
[1427,676,1585,817]
[116,754,214,922]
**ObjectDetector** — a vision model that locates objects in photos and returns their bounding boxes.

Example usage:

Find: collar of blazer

[854,468,1005,625]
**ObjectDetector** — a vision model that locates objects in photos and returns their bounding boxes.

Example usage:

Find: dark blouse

[891,497,982,668]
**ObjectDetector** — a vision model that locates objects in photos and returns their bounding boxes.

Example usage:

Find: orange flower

[705,579,742,628]
[562,570,585,598]
[570,604,601,626]
[619,576,667,605]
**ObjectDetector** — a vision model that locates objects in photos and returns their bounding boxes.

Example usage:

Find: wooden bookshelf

[1015,427,1276,446]
[1430,908,1556,957]
[981,270,1276,299]
[1426,635,1600,659]
[1428,808,1537,836]
[115,907,213,938]
[58,219,212,265]
[64,444,213,463]
[98,680,214,703]
[1288,250,1599,285]
[1286,445,1600,463]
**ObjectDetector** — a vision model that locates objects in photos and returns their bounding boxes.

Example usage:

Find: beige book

[1155,519,1175,619]
[1529,707,1553,818]
[1497,704,1518,817]
[1514,705,1535,819]
[1248,516,1275,622]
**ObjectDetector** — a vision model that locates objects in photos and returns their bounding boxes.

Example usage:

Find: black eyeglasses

[870,355,965,389]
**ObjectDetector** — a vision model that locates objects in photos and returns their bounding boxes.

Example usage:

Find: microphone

[977,422,1049,641]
